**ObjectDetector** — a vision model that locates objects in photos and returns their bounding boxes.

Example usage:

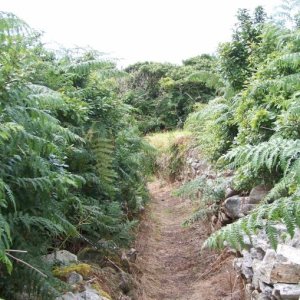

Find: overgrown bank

[170,3,300,299]
[183,5,300,250]
[0,12,155,299]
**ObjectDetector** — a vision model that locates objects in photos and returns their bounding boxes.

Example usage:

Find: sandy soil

[133,180,244,300]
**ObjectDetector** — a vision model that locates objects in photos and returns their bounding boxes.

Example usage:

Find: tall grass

[145,130,191,153]
[145,130,191,182]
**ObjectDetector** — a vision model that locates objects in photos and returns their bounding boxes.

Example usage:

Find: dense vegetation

[183,2,300,250]
[0,12,154,299]
[123,55,219,132]
[1,0,300,298]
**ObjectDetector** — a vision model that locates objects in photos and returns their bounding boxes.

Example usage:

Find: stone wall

[183,150,300,300]
[234,227,300,300]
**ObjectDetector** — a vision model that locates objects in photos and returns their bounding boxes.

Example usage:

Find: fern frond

[92,136,117,192]
[0,122,24,144]
[280,199,296,237]
[183,204,218,226]
[264,176,291,202]
[204,195,300,250]
[222,138,300,176]
[27,84,66,110]
[266,221,278,249]
[67,60,112,76]
[174,176,205,200]
[0,214,12,272]
[0,11,30,37]
[266,52,300,72]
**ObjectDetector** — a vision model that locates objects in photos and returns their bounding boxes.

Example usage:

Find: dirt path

[134,180,244,300]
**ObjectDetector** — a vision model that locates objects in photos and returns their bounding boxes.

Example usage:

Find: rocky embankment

[235,227,300,300]
[184,150,300,300]
[42,248,138,300]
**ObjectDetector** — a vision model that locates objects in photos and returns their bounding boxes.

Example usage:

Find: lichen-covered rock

[44,250,77,265]
[67,272,83,284]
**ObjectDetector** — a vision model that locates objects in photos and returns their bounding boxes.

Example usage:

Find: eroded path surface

[134,181,243,300]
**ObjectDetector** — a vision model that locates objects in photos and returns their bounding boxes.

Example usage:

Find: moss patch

[53,263,91,278]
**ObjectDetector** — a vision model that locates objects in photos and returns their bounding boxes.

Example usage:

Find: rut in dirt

[133,180,244,300]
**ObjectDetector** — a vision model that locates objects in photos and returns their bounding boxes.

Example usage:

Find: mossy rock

[53,263,91,278]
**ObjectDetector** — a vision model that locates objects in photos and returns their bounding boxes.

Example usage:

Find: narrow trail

[134,180,244,300]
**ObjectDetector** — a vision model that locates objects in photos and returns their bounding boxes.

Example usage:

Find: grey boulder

[248,185,270,204]
[44,250,77,265]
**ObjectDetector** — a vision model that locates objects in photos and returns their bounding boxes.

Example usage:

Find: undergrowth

[175,176,226,225]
